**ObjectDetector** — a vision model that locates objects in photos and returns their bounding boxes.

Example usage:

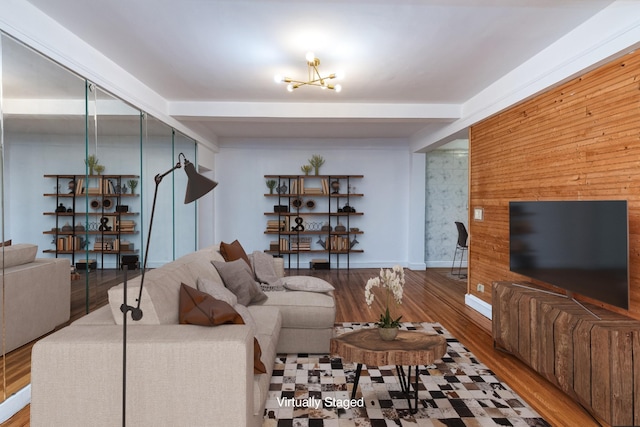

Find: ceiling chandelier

[275,52,343,92]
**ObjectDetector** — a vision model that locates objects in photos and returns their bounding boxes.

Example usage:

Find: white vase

[378,327,399,341]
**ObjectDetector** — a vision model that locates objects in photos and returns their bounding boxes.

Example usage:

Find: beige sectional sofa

[1,243,70,354]
[31,244,336,427]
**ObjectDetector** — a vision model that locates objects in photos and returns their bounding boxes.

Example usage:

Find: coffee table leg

[351,363,363,400]
[396,365,419,414]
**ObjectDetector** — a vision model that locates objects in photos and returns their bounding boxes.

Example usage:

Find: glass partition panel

[83,84,142,309]
[141,115,175,267]
[174,131,197,258]
[0,32,86,401]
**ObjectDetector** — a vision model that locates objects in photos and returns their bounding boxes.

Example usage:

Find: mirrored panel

[1,32,86,401]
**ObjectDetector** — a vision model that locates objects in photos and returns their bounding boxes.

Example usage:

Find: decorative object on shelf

[300,164,312,175]
[116,205,129,213]
[316,238,326,249]
[321,223,332,232]
[98,216,112,232]
[335,223,346,232]
[274,52,343,92]
[122,183,129,194]
[90,199,101,210]
[365,265,405,341]
[342,204,355,212]
[94,164,105,175]
[266,179,277,194]
[350,227,360,232]
[306,199,316,209]
[68,180,76,194]
[61,222,73,232]
[127,179,138,195]
[85,154,99,175]
[274,205,288,213]
[277,182,288,194]
[66,208,73,213]
[114,183,122,193]
[292,217,305,231]
[350,237,359,249]
[291,198,303,209]
[74,223,85,231]
[309,154,325,175]
[56,203,67,213]
[102,198,113,210]
[331,180,340,194]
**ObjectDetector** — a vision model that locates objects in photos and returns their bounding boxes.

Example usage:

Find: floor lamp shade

[183,159,218,204]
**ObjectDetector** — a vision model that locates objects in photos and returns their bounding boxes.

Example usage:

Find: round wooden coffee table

[330,328,447,413]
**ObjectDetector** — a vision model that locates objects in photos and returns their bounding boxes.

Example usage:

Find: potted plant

[127,179,138,195]
[308,154,325,175]
[266,179,277,194]
[300,164,312,175]
[365,266,405,340]
[85,155,99,175]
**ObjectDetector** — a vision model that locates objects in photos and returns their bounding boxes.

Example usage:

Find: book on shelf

[290,236,311,251]
[116,219,136,232]
[329,236,351,251]
[56,235,82,251]
[266,218,289,232]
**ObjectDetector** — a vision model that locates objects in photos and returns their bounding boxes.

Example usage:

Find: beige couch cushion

[259,290,335,329]
[0,243,38,269]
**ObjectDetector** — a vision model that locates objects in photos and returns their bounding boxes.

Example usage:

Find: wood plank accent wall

[469,49,640,319]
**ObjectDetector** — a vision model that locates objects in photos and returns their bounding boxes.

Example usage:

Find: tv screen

[509,200,629,310]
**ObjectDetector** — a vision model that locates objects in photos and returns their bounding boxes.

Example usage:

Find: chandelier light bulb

[334,84,342,93]
[334,70,345,80]
[274,74,283,84]
[305,51,315,63]
[287,83,294,92]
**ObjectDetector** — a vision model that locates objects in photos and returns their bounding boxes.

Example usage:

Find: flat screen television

[509,200,629,310]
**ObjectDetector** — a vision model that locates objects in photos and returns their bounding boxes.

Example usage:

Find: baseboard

[426,261,467,268]
[465,293,492,320]
[0,384,30,423]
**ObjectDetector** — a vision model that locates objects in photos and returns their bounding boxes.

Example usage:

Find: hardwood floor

[1,268,599,426]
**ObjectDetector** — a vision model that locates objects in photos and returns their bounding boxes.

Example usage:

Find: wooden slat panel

[469,48,640,321]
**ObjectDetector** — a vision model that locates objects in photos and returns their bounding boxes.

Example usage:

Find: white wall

[214,138,418,268]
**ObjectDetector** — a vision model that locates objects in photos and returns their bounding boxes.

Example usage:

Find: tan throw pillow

[197,277,238,307]
[282,276,335,293]
[178,284,266,374]
[212,259,268,306]
[179,283,244,326]
[219,240,251,267]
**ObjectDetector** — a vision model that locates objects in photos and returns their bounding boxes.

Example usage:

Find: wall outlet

[476,283,485,293]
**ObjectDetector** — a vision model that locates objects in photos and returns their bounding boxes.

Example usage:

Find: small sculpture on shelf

[300,164,312,175]
[331,180,340,194]
[316,238,326,249]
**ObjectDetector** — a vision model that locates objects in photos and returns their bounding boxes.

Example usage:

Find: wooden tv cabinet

[492,281,640,426]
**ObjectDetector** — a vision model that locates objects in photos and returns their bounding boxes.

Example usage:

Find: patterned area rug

[263,322,550,427]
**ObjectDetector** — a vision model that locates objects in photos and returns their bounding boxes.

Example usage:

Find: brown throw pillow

[178,283,266,374]
[179,283,244,326]
[220,240,251,267]
[212,259,268,306]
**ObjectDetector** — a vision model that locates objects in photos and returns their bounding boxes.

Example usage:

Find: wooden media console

[492,281,640,426]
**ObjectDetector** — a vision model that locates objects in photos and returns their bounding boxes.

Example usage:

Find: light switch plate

[473,207,484,221]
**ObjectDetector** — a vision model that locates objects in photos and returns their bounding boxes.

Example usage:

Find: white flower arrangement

[365,265,405,328]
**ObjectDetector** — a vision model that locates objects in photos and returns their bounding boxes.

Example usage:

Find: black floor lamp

[120,152,217,425]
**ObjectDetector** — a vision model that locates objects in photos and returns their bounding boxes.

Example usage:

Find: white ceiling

[9,0,623,145]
